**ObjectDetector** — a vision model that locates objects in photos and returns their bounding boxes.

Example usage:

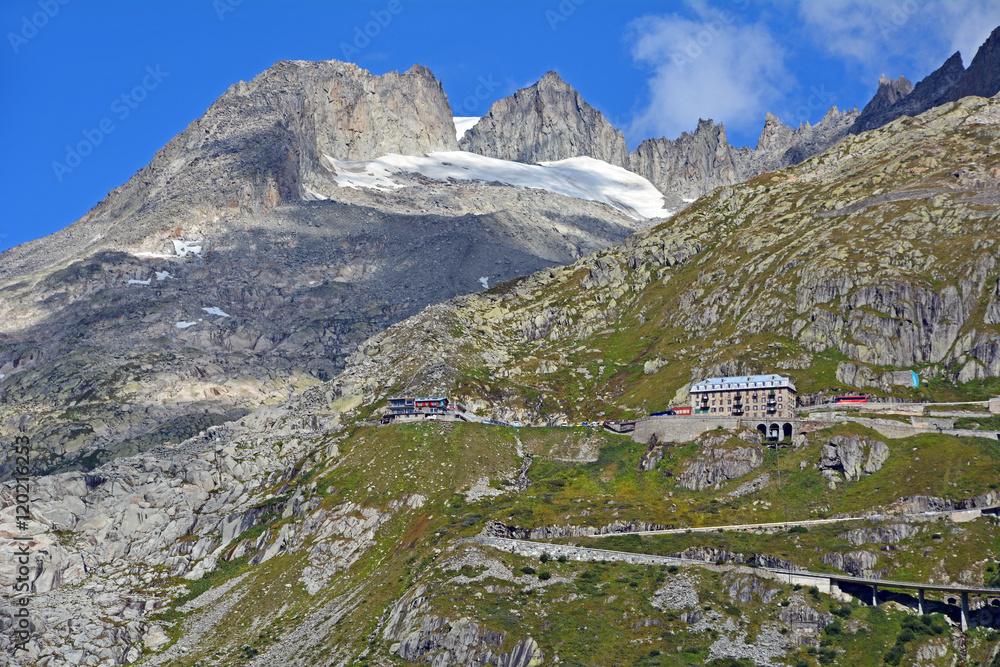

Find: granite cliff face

[627,119,745,208]
[459,71,629,167]
[279,61,459,162]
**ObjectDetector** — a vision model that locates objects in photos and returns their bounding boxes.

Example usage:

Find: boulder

[677,443,764,491]
[819,435,889,481]
[821,550,880,577]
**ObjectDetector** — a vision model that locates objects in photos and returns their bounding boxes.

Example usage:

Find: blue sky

[2,0,999,253]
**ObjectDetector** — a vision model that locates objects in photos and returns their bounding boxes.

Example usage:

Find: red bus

[834,395,867,404]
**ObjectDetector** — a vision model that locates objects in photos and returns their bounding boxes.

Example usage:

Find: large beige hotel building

[690,374,796,419]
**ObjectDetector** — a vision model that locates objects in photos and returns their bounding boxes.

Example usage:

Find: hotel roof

[690,374,796,393]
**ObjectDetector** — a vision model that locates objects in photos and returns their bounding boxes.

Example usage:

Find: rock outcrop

[892,490,1000,513]
[459,71,628,167]
[741,107,860,174]
[628,107,859,210]
[839,523,922,546]
[481,519,669,541]
[245,60,458,170]
[778,596,832,645]
[852,28,1000,137]
[676,436,764,491]
[835,362,917,390]
[384,585,543,667]
[819,435,889,481]
[725,574,780,604]
[651,573,700,610]
[820,550,880,577]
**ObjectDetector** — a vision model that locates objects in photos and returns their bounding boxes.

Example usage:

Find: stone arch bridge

[631,416,804,445]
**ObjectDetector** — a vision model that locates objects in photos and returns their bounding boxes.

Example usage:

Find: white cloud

[938,3,1000,64]
[798,0,1000,78]
[626,4,791,143]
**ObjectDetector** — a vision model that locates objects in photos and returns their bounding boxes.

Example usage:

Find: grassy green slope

[143,419,999,665]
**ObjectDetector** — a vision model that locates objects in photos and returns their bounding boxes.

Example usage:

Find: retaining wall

[631,417,741,444]
[474,536,843,597]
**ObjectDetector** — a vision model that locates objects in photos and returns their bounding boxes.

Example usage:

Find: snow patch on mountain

[173,240,202,257]
[453,116,480,141]
[321,151,672,220]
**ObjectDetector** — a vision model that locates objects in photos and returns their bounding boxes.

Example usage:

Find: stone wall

[942,428,1000,440]
[474,536,841,596]
[863,403,924,416]
[632,416,741,444]
[818,415,933,440]
[911,417,954,429]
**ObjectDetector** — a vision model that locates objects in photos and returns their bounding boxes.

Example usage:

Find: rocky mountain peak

[741,105,858,174]
[537,69,569,88]
[459,71,628,167]
[950,25,1000,101]
[627,118,743,209]
[852,54,965,134]
[755,112,795,152]
[850,74,914,134]
[0,59,460,282]
[255,58,458,163]
[878,73,913,99]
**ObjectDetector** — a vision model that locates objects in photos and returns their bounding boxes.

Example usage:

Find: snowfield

[452,116,480,141]
[321,151,672,220]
